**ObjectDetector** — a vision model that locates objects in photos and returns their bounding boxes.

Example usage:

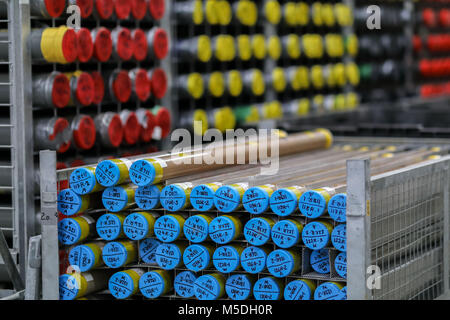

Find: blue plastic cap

[68,245,96,272]
[253,277,281,300]
[57,189,82,216]
[242,187,270,214]
[190,184,216,211]
[123,212,151,241]
[209,216,237,244]
[267,249,296,278]
[184,215,210,243]
[135,185,161,210]
[59,274,79,300]
[328,193,347,222]
[340,286,347,300]
[331,224,346,252]
[271,220,301,248]
[314,282,343,300]
[69,168,97,195]
[95,160,121,187]
[58,218,82,245]
[160,184,187,212]
[102,242,128,268]
[335,252,347,279]
[240,246,267,274]
[194,274,222,300]
[155,243,183,270]
[212,246,240,273]
[302,221,330,250]
[214,185,241,213]
[183,244,211,272]
[225,274,252,300]
[270,188,299,216]
[102,186,129,212]
[96,213,123,241]
[310,249,330,274]
[154,215,182,242]
[243,217,272,246]
[139,271,165,299]
[129,159,156,187]
[139,238,161,264]
[109,271,136,299]
[174,271,196,298]
[299,190,328,219]
[284,280,313,300]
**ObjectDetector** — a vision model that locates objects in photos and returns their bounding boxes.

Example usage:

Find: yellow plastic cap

[252,34,266,60]
[312,2,323,26]
[283,2,297,26]
[217,0,232,25]
[236,0,258,26]
[237,35,252,61]
[321,3,335,27]
[197,35,212,62]
[295,2,309,26]
[268,36,281,60]
[193,109,208,135]
[272,67,286,92]
[193,0,204,24]
[311,65,324,89]
[346,63,360,86]
[297,98,310,116]
[227,70,243,97]
[208,72,225,98]
[315,128,333,148]
[251,69,265,96]
[205,0,219,24]
[286,34,301,59]
[265,0,281,24]
[187,73,204,99]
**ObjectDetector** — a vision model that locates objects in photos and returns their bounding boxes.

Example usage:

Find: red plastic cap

[61,28,78,63]
[114,0,131,19]
[69,159,86,167]
[56,162,68,170]
[155,107,171,138]
[439,9,450,28]
[134,69,151,102]
[116,27,134,61]
[149,0,165,20]
[423,8,436,28]
[131,0,148,19]
[76,28,94,63]
[51,73,71,108]
[140,110,156,142]
[152,28,169,59]
[112,70,132,103]
[95,0,114,19]
[73,115,96,150]
[413,35,422,52]
[90,71,105,104]
[108,114,124,147]
[76,0,94,18]
[51,118,71,153]
[75,72,95,106]
[44,0,66,18]
[123,112,141,145]
[150,68,167,99]
[93,28,112,62]
[133,29,148,61]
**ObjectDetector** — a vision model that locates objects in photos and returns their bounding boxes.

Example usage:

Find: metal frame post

[347,158,372,300]
[443,163,450,296]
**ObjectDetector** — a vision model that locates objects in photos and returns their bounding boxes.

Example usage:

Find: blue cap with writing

[174,271,196,298]
[284,279,313,300]
[135,185,160,210]
[266,249,296,278]
[58,218,82,245]
[241,246,267,274]
[95,160,121,187]
[160,184,187,212]
[302,221,330,250]
[271,220,301,248]
[298,190,328,219]
[123,212,152,241]
[314,282,343,300]
[102,186,129,212]
[129,159,157,187]
[190,184,216,211]
[154,215,182,242]
[57,189,83,216]
[242,187,270,214]
[69,168,97,195]
[244,217,272,246]
[139,238,160,264]
[328,193,346,222]
[102,242,129,268]
[183,244,211,272]
[68,245,96,272]
[209,216,237,244]
[139,271,166,299]
[270,188,299,216]
[340,286,347,300]
[331,224,346,252]
[109,271,136,299]
[155,243,183,270]
[335,252,347,279]
[213,246,240,273]
[59,274,80,300]
[194,274,222,300]
[310,249,330,274]
[225,274,253,300]
[96,213,123,241]
[253,277,281,300]
[184,215,210,243]
[214,185,241,213]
